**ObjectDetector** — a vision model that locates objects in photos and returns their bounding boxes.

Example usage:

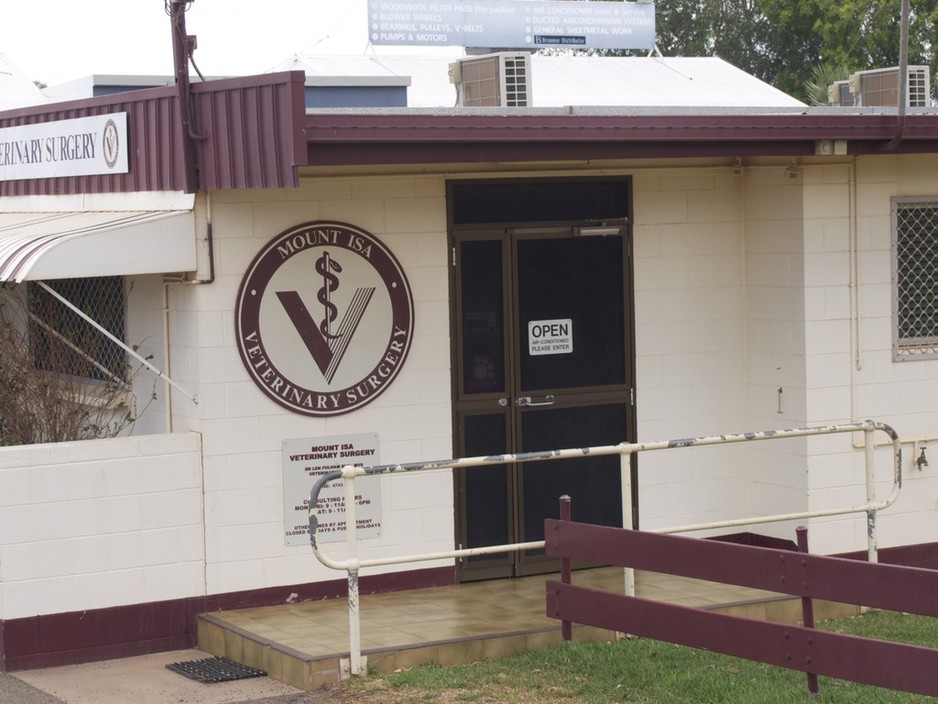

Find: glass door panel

[518,403,626,572]
[461,413,512,575]
[517,236,626,391]
[460,239,506,396]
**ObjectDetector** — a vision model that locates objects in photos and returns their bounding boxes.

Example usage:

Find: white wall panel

[0,434,203,619]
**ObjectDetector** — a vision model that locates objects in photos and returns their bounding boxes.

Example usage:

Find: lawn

[333,610,938,703]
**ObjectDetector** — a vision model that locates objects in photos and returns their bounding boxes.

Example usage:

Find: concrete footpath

[1,650,341,704]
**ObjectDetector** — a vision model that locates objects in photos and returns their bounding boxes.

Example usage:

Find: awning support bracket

[36,281,199,405]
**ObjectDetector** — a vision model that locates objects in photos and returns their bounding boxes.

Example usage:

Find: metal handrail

[308,420,902,677]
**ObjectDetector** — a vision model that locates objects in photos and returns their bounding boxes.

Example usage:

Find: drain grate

[166,656,267,683]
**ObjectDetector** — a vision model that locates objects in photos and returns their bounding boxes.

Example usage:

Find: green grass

[349,610,938,703]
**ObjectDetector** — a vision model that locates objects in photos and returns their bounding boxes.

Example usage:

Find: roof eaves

[303,108,938,165]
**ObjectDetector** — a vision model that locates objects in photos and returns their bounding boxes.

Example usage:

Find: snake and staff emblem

[317,251,342,340]
[236,221,414,416]
[276,250,375,383]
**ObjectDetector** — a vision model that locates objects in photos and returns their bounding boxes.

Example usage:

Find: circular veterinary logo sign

[235,222,414,416]
[102,119,120,169]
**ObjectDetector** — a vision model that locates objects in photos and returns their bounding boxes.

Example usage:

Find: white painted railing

[308,420,903,677]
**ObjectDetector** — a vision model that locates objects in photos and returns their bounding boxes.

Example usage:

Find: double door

[453,226,635,581]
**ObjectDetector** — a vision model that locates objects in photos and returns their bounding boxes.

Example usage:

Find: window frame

[28,276,129,384]
[892,196,938,361]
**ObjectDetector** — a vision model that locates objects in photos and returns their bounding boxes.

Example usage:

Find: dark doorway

[449,177,637,580]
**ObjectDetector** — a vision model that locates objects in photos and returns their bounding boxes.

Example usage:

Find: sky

[1,0,456,87]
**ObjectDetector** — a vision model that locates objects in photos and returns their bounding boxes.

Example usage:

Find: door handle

[516,395,555,407]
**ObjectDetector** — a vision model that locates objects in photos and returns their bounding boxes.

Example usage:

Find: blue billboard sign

[367,0,656,51]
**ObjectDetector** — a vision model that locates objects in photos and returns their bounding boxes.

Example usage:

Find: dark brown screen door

[454,227,633,580]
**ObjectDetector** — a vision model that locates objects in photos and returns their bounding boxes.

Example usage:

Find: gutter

[303,110,938,168]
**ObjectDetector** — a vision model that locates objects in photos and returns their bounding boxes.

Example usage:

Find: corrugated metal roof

[192,71,309,190]
[529,56,805,108]
[274,53,805,109]
[0,85,187,197]
[0,72,309,196]
[6,56,938,194]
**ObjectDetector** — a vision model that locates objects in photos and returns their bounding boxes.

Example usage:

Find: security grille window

[29,277,127,382]
[894,198,938,359]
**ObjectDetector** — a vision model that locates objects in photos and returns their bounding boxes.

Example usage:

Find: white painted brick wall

[0,433,204,620]
[0,159,912,633]
[636,159,935,555]
[742,168,810,542]
[633,168,749,530]
[11,159,938,620]
[798,156,938,553]
[125,275,170,436]
[193,177,455,595]
[853,156,938,550]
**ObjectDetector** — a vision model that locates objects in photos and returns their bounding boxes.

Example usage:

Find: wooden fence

[545,518,938,697]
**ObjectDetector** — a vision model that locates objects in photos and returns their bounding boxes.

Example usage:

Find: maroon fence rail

[545,519,938,697]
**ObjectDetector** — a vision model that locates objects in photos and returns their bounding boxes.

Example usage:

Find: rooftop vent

[449,52,531,107]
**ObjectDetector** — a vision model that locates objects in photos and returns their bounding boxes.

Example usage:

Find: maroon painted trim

[0,565,453,673]
[839,542,938,570]
[305,111,905,143]
[192,71,309,190]
[307,139,824,167]
[304,111,938,166]
[305,136,938,167]
[708,531,798,552]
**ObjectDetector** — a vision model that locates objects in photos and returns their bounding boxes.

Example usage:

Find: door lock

[516,395,555,407]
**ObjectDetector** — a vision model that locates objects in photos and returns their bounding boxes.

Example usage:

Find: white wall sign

[282,433,382,546]
[0,112,129,181]
[529,318,573,356]
[367,0,655,50]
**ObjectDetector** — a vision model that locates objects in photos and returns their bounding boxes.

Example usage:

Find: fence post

[343,468,365,677]
[620,450,636,598]
[864,425,879,564]
[796,525,819,699]
[559,494,572,644]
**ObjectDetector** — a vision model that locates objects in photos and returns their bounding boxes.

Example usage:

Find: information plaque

[282,433,382,546]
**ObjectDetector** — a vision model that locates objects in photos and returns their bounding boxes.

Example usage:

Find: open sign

[528,318,573,356]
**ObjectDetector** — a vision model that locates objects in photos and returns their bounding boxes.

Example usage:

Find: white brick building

[2,56,938,669]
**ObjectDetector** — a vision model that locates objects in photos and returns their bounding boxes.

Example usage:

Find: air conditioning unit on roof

[827,81,854,107]
[828,80,855,107]
[848,66,931,107]
[449,52,532,107]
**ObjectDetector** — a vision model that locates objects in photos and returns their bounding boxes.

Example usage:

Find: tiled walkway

[197,567,857,691]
